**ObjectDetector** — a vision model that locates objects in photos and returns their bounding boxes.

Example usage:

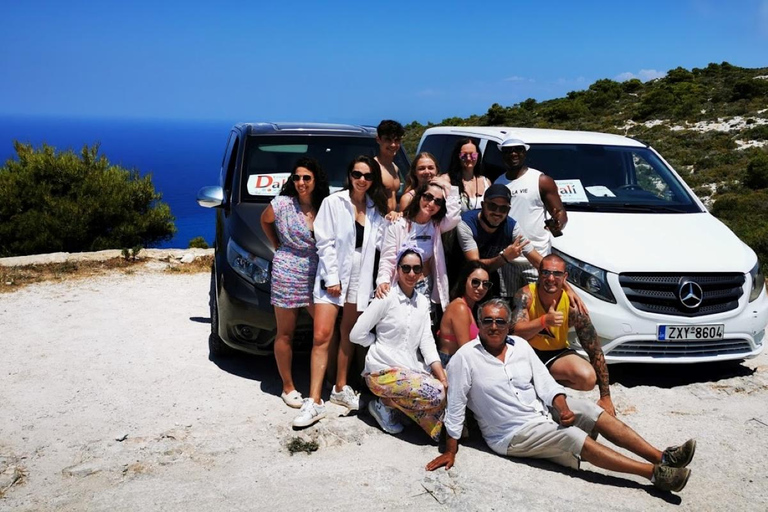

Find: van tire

[209,266,234,358]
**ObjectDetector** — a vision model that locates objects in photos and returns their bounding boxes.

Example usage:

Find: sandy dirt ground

[1,265,767,511]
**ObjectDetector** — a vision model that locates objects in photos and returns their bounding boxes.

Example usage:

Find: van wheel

[209,266,234,358]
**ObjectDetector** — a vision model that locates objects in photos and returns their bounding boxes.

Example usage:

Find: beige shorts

[506,398,603,470]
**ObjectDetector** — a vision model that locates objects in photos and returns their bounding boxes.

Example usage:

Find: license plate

[657,324,724,341]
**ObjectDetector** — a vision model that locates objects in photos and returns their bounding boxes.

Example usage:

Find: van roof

[235,122,377,136]
[422,126,646,148]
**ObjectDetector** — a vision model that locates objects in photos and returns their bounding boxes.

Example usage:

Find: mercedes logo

[677,280,703,309]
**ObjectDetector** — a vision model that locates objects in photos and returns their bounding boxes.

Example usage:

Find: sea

[0,115,237,249]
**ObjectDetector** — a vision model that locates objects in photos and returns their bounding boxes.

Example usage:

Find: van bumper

[569,279,768,364]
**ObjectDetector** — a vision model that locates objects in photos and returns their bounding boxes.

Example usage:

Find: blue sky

[1,0,767,125]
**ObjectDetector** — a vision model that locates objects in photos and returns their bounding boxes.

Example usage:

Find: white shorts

[314,248,362,306]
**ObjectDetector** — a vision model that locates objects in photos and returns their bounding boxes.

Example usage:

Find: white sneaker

[292,399,326,428]
[330,385,360,410]
[281,389,304,409]
[368,399,403,434]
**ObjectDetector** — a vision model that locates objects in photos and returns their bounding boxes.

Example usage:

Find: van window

[240,135,408,202]
[524,144,700,213]
[419,134,465,172]
[481,141,507,182]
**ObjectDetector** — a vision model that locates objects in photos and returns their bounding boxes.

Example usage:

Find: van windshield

[502,144,701,213]
[240,135,408,202]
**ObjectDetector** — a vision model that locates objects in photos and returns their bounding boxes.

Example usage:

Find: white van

[418,126,767,363]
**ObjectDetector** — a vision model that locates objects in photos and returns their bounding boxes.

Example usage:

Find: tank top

[525,282,570,351]
[495,168,551,258]
[355,221,364,249]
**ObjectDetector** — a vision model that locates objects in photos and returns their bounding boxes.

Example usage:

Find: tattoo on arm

[511,289,531,332]
[572,311,610,397]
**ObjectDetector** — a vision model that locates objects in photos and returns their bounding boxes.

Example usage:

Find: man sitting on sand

[426,298,696,493]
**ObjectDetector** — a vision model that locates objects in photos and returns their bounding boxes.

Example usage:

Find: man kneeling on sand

[426,298,696,493]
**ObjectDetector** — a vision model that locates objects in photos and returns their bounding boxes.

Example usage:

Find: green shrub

[745,154,768,190]
[0,142,175,257]
[712,190,768,267]
[188,236,210,249]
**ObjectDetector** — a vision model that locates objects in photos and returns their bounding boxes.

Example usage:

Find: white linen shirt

[443,336,566,455]
[349,285,441,375]
[313,190,385,311]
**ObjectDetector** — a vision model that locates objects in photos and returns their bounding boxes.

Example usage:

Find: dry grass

[0,255,213,293]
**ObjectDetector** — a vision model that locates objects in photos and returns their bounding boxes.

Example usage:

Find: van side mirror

[197,186,225,208]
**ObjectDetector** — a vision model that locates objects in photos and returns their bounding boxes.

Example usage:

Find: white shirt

[494,168,551,257]
[349,285,440,375]
[313,190,385,310]
[444,336,566,455]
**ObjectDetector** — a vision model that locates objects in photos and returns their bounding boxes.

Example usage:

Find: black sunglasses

[480,317,509,327]
[421,192,446,207]
[291,174,313,182]
[399,264,423,275]
[470,278,493,290]
[350,170,374,181]
[540,269,566,278]
[484,202,511,214]
[501,147,526,154]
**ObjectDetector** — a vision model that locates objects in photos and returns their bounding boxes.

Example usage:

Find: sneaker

[292,399,326,428]
[662,439,696,468]
[330,385,360,411]
[368,399,404,435]
[281,390,304,409]
[652,464,691,492]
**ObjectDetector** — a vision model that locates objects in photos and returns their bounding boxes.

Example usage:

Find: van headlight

[749,261,766,302]
[554,250,616,303]
[227,239,270,285]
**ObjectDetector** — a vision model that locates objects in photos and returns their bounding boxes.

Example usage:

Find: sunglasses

[398,264,423,275]
[501,147,526,154]
[421,192,446,207]
[484,202,511,214]
[460,152,479,161]
[291,174,313,182]
[350,170,374,182]
[540,269,566,278]
[470,278,493,290]
[480,317,509,327]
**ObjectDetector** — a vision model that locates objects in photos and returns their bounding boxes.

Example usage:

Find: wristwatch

[499,250,511,264]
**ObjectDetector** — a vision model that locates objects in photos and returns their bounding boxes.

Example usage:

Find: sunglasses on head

[540,269,566,278]
[480,317,509,327]
[421,192,446,207]
[398,264,423,275]
[484,202,511,214]
[460,152,479,161]
[470,278,493,290]
[291,174,313,182]
[350,170,374,181]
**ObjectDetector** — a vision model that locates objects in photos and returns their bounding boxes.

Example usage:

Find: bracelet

[540,316,546,328]
[499,250,511,264]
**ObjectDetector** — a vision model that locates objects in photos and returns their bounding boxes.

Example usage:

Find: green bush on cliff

[0,142,175,257]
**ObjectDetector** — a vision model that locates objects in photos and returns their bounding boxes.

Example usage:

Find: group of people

[260,120,696,493]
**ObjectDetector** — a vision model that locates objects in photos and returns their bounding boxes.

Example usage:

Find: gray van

[197,123,408,357]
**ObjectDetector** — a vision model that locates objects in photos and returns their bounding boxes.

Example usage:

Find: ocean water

[0,115,235,249]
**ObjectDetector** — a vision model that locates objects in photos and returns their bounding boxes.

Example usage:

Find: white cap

[498,137,530,151]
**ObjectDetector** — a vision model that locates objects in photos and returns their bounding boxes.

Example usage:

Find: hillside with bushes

[403,62,768,266]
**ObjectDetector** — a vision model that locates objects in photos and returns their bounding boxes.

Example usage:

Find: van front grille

[618,273,744,317]
[606,339,752,358]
